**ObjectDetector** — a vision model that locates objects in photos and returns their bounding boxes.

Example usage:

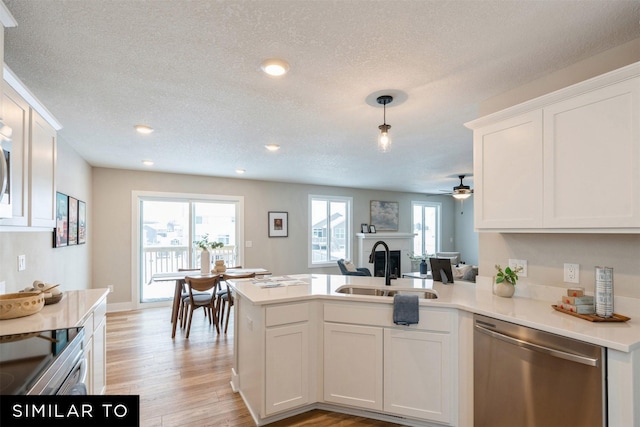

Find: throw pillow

[343,260,357,272]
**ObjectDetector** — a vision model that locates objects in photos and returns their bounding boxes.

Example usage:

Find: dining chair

[177,268,210,325]
[218,272,255,334]
[183,275,220,338]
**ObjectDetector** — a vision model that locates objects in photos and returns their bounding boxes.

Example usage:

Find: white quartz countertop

[0,289,109,336]
[228,274,640,353]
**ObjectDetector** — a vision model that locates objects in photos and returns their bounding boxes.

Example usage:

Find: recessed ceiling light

[142,160,154,166]
[235,169,246,174]
[260,59,289,76]
[265,144,280,152]
[135,124,154,134]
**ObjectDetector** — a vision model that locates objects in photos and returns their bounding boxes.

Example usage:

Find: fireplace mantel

[356,232,416,273]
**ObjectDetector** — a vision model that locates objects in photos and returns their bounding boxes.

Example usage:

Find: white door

[323,322,383,410]
[265,323,310,415]
[384,328,452,423]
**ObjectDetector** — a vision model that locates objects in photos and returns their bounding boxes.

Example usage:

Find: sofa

[337,259,372,276]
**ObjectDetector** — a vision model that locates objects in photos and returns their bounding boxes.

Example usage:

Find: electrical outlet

[564,263,580,283]
[508,259,528,277]
[108,285,114,293]
[0,281,5,294]
[17,255,26,271]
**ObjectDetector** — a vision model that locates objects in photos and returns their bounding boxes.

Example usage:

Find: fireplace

[373,250,401,279]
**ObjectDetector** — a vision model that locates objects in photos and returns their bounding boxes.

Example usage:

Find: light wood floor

[106,307,403,427]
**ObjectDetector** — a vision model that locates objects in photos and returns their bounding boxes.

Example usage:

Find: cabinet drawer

[266,302,309,327]
[324,302,453,332]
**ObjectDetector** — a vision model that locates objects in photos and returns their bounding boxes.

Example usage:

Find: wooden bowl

[44,293,63,305]
[0,292,45,320]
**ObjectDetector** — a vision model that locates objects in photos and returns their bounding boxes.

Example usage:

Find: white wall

[454,196,478,266]
[92,167,459,306]
[475,39,640,299]
[0,138,92,292]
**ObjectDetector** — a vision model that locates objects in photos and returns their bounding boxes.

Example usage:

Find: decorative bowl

[44,292,63,305]
[0,292,45,320]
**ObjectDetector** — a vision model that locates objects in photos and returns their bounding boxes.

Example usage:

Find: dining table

[150,268,271,338]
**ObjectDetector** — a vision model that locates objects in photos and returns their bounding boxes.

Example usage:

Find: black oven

[0,327,86,395]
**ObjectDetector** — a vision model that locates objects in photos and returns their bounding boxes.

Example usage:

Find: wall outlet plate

[508,259,528,277]
[18,255,26,271]
[564,263,580,283]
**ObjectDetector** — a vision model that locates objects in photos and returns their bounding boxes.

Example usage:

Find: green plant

[193,233,224,250]
[494,264,523,285]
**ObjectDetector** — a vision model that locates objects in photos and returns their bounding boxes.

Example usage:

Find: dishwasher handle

[475,322,600,367]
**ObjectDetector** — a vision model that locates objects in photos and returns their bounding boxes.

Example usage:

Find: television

[429,258,454,284]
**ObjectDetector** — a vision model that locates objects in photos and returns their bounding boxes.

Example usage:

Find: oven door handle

[475,322,599,367]
[0,146,7,203]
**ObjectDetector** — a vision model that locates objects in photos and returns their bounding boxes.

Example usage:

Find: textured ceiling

[3,0,639,194]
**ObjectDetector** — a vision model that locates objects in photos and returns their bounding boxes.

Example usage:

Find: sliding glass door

[137,193,242,303]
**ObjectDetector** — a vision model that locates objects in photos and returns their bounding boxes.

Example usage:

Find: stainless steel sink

[336,286,438,299]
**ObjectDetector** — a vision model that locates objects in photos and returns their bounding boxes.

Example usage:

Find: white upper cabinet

[473,110,543,229]
[467,63,640,232]
[543,78,639,229]
[29,109,56,228]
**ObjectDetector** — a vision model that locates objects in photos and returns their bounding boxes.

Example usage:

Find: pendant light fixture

[376,95,393,152]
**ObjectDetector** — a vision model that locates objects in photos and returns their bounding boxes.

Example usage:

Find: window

[134,192,243,305]
[309,195,352,266]
[412,201,441,257]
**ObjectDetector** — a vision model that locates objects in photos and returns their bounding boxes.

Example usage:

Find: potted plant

[194,234,224,274]
[493,264,523,298]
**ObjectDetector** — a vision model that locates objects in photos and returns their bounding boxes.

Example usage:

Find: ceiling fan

[451,175,473,200]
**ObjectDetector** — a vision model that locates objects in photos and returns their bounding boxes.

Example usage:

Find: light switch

[245,240,253,248]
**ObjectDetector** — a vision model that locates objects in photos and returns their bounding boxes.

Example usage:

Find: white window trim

[308,194,353,268]
[131,190,244,309]
[411,200,442,256]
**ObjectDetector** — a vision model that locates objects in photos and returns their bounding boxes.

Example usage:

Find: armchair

[337,259,371,276]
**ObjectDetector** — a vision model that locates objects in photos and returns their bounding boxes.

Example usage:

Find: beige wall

[476,39,640,298]
[0,138,92,293]
[92,167,462,306]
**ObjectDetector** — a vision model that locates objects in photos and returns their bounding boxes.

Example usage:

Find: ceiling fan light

[452,192,471,200]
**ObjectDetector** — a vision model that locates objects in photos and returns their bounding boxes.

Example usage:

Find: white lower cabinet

[323,323,383,410]
[323,303,456,425]
[265,322,310,415]
[384,328,452,423]
[82,299,107,395]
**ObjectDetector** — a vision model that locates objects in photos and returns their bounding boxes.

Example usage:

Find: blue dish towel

[393,294,419,325]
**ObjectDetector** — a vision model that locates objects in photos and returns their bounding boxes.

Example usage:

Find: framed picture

[369,225,376,233]
[361,223,369,233]
[370,200,399,231]
[78,200,86,244]
[55,192,68,247]
[268,211,288,237]
[68,197,78,245]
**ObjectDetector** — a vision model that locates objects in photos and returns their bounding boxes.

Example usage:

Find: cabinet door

[265,323,310,415]
[93,315,107,395]
[473,110,543,229]
[543,77,640,229]
[29,110,56,227]
[384,329,452,424]
[323,323,383,411]
[0,84,29,226]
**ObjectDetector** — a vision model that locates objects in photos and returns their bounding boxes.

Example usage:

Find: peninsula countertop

[228,274,640,352]
[0,288,109,336]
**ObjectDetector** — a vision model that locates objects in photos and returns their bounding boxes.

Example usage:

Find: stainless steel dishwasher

[474,314,606,427]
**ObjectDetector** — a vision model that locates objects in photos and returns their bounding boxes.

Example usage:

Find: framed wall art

[268,211,288,237]
[78,200,86,244]
[370,200,399,231]
[55,192,68,247]
[68,197,78,245]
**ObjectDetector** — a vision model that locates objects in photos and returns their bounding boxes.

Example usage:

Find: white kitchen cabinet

[0,83,29,226]
[29,109,56,228]
[323,322,383,411]
[472,110,543,229]
[265,322,310,415]
[384,328,452,423]
[0,80,56,228]
[543,77,640,228]
[468,64,640,232]
[81,298,107,395]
